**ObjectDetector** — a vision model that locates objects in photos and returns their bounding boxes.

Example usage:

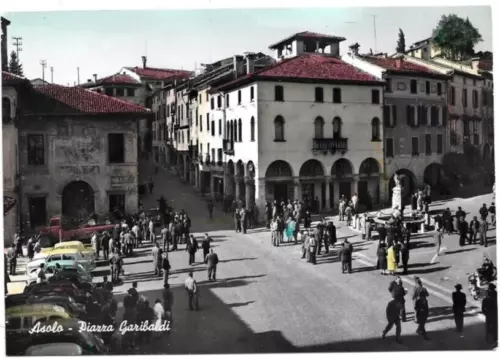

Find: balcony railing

[223,139,235,155]
[312,138,348,152]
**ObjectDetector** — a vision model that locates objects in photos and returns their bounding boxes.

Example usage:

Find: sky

[3,5,493,86]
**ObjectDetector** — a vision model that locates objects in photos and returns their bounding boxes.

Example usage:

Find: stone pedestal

[392,185,403,210]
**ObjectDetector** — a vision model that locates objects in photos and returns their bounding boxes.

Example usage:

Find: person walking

[152,243,162,276]
[415,291,430,340]
[161,252,171,288]
[452,284,467,333]
[148,177,154,195]
[488,202,496,226]
[430,228,445,264]
[338,197,346,222]
[377,241,387,275]
[110,250,123,283]
[338,242,352,274]
[412,277,429,322]
[301,231,310,260]
[271,219,279,247]
[161,226,169,252]
[207,200,214,220]
[389,276,407,322]
[234,209,242,233]
[6,243,17,276]
[101,231,110,260]
[400,241,410,275]
[308,233,317,265]
[457,217,468,247]
[479,218,489,247]
[469,216,480,244]
[201,235,210,264]
[481,283,498,344]
[387,244,397,276]
[382,298,403,344]
[27,238,34,262]
[184,272,199,311]
[205,249,219,282]
[186,235,198,266]
[240,209,248,234]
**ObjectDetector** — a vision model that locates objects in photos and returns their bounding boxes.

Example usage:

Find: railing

[223,139,235,155]
[312,138,348,152]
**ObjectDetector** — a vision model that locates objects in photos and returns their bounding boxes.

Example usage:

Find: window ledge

[274,139,286,142]
[371,138,382,142]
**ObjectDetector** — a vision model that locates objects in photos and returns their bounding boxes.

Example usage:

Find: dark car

[25,282,86,303]
[28,295,87,319]
[5,294,30,309]
[8,318,109,355]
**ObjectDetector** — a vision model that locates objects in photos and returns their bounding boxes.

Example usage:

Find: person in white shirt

[36,263,46,284]
[184,272,199,310]
[149,220,155,242]
[352,193,359,214]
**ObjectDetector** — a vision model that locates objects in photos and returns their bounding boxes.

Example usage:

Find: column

[324,177,331,212]
[235,176,241,201]
[333,180,340,207]
[352,175,359,197]
[245,177,253,209]
[223,171,230,197]
[256,178,267,222]
[293,178,300,201]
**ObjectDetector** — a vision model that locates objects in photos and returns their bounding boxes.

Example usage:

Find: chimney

[93,74,97,82]
[245,52,256,74]
[233,55,244,78]
[471,57,480,71]
[141,56,147,68]
[87,79,91,83]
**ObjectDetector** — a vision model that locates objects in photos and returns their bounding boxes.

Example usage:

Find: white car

[26,257,47,285]
[45,251,95,272]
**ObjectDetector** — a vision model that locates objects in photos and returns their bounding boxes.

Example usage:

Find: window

[28,196,47,228]
[437,134,443,154]
[238,90,242,104]
[211,148,215,162]
[127,88,135,97]
[462,88,468,107]
[383,105,391,127]
[217,95,222,108]
[410,80,417,94]
[238,119,242,142]
[218,119,222,136]
[425,134,432,155]
[371,89,380,104]
[392,105,397,126]
[27,134,45,165]
[250,117,255,141]
[180,105,184,120]
[411,137,419,156]
[105,88,113,96]
[274,116,285,141]
[450,86,456,105]
[437,83,442,96]
[195,112,199,126]
[200,115,203,131]
[206,93,209,101]
[200,143,203,157]
[116,88,124,96]
[482,89,488,106]
[108,133,125,163]
[109,194,125,213]
[425,81,430,95]
[314,117,324,138]
[274,86,284,101]
[371,118,381,141]
[210,97,214,110]
[333,88,342,103]
[385,138,394,157]
[333,117,342,138]
[420,106,428,125]
[217,148,223,162]
[386,78,392,93]
[473,90,478,108]
[226,94,230,107]
[430,106,439,126]
[315,87,324,102]
[206,114,210,131]
[211,121,215,136]
[199,94,202,103]
[406,105,416,127]
[250,87,255,101]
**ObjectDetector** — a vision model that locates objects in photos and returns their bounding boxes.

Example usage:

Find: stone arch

[265,160,293,178]
[247,161,256,178]
[62,181,95,221]
[359,158,380,177]
[299,159,325,177]
[389,169,417,198]
[331,158,353,178]
[227,160,235,176]
[236,160,245,177]
[423,163,444,188]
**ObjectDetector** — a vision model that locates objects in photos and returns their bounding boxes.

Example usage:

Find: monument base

[392,186,403,210]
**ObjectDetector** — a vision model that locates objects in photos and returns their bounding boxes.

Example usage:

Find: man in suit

[161,252,171,288]
[479,218,489,247]
[317,219,327,255]
[205,249,219,281]
[186,235,199,265]
[452,283,466,332]
[338,242,352,274]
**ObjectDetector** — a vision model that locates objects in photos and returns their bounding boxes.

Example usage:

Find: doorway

[357,180,369,205]
[339,181,351,200]
[273,183,289,203]
[28,196,47,229]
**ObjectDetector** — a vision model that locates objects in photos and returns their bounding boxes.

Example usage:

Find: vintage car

[25,282,87,303]
[25,257,47,285]
[54,240,95,260]
[24,343,84,356]
[45,248,95,272]
[10,318,108,355]
[27,260,93,286]
[5,293,86,319]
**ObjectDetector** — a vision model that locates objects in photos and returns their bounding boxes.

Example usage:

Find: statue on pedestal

[393,173,401,188]
[391,173,404,210]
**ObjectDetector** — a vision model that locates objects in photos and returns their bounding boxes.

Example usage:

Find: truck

[39,215,117,244]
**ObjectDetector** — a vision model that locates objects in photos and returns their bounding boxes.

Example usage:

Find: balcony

[312,138,348,153]
[223,139,234,155]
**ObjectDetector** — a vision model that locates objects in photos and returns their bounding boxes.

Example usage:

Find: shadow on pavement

[410,241,435,250]
[444,248,478,255]
[407,266,451,275]
[425,306,478,324]
[219,257,258,263]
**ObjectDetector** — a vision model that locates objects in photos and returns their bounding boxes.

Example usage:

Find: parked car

[25,282,86,303]
[5,293,86,319]
[26,257,47,285]
[54,241,95,259]
[45,248,95,272]
[45,260,93,283]
[24,343,84,356]
[10,318,108,355]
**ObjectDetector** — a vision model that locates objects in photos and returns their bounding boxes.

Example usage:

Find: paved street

[107,161,497,353]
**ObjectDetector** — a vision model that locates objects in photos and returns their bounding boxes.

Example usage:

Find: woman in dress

[386,244,397,275]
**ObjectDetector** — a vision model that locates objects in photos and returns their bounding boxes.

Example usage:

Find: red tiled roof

[98,73,140,85]
[214,53,382,92]
[127,67,192,81]
[361,56,440,74]
[2,71,27,82]
[478,60,493,71]
[269,31,346,49]
[34,84,149,113]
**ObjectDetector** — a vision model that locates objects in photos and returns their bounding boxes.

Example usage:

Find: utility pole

[371,15,378,54]
[40,60,47,82]
[12,37,22,58]
[50,67,54,83]
[77,67,80,85]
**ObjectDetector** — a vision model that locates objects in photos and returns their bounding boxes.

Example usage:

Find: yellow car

[45,247,95,271]
[6,303,72,335]
[54,241,95,259]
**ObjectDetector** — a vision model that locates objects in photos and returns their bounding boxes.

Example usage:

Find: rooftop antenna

[77,67,80,85]
[371,15,378,53]
[50,66,54,83]
[40,60,47,83]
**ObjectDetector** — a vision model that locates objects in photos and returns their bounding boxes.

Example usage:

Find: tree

[432,14,482,61]
[8,51,23,76]
[396,28,406,53]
